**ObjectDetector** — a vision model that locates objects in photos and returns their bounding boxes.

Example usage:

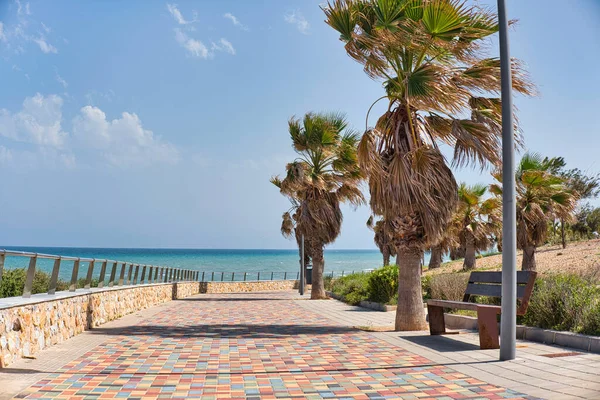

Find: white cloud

[55,70,68,88]
[41,22,51,33]
[0,22,7,42]
[284,10,310,35]
[223,13,248,31]
[33,36,57,53]
[212,38,235,55]
[174,28,209,58]
[166,3,197,25]
[73,106,179,167]
[0,93,67,148]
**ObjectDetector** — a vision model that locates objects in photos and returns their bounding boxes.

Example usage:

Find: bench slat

[427,300,479,311]
[468,271,532,284]
[466,283,526,298]
[428,299,502,313]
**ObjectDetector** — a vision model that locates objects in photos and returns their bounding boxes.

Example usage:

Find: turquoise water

[0,247,396,282]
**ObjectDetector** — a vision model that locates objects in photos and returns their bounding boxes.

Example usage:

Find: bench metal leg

[477,306,500,349]
[427,305,446,335]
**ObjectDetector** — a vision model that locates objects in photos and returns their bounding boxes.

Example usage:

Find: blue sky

[0,0,599,249]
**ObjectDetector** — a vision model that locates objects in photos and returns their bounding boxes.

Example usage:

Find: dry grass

[425,239,600,278]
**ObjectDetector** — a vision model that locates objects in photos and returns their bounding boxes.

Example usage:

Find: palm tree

[490,153,577,271]
[323,0,534,330]
[271,112,364,299]
[275,207,312,281]
[428,221,460,269]
[367,216,396,266]
[455,183,501,270]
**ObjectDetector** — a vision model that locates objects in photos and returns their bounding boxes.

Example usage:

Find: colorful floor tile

[16,292,538,399]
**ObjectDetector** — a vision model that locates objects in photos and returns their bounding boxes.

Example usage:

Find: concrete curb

[325,291,396,312]
[445,313,600,354]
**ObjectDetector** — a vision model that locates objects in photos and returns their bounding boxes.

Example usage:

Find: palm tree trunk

[382,246,390,266]
[522,245,537,271]
[310,244,327,299]
[561,218,567,249]
[428,246,442,269]
[395,249,428,331]
[463,233,476,270]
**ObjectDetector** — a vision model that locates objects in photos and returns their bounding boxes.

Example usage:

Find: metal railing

[197,269,366,282]
[199,271,299,282]
[0,249,199,299]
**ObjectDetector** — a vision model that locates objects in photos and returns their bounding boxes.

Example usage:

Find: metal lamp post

[498,0,517,361]
[299,235,305,295]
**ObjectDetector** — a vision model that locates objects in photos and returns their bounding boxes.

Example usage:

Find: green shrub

[323,275,334,291]
[0,268,100,298]
[421,275,433,300]
[330,272,370,305]
[522,274,600,335]
[367,264,398,304]
[0,269,53,297]
[0,269,27,297]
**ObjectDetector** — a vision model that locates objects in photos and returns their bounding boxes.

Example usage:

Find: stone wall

[90,284,174,326]
[200,280,299,294]
[173,282,201,299]
[0,283,176,367]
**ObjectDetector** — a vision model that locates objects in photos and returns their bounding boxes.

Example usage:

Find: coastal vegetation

[322,0,534,330]
[271,112,364,299]
[326,239,600,336]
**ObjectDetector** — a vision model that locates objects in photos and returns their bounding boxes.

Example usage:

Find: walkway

[1,292,599,399]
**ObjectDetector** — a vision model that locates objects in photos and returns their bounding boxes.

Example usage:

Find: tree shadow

[0,367,46,374]
[178,297,291,302]
[399,334,481,352]
[90,324,360,339]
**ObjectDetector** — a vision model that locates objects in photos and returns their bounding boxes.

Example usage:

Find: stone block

[553,331,591,352]
[589,337,600,354]
[524,327,555,344]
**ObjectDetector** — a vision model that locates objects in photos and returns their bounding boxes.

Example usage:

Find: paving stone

[12,292,538,399]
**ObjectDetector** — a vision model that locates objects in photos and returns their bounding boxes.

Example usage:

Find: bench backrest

[463,271,537,315]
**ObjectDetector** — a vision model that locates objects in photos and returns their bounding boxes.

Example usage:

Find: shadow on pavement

[0,367,46,374]
[90,324,360,338]
[399,334,481,352]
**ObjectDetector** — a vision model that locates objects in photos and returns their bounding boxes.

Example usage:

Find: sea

[0,247,431,282]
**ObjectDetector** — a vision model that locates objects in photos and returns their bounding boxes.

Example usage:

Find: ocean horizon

[0,246,422,282]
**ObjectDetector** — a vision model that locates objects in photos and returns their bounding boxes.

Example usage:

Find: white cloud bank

[0,94,179,168]
[284,11,310,35]
[73,106,179,167]
[0,93,67,148]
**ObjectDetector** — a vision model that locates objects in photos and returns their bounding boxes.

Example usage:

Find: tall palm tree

[455,183,501,270]
[367,216,397,266]
[271,112,364,299]
[490,153,577,271]
[323,0,534,330]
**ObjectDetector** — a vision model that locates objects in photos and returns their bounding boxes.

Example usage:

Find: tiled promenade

[2,291,599,399]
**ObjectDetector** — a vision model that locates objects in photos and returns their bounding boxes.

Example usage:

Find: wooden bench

[427,271,537,349]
